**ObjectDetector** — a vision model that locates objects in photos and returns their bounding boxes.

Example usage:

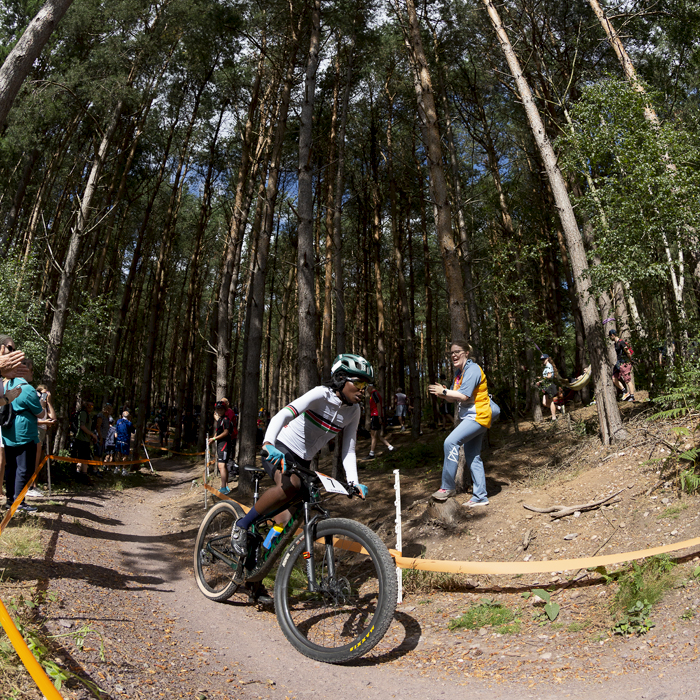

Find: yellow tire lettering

[349,625,374,651]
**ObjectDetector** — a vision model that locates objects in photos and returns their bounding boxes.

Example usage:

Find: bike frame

[230,460,352,591]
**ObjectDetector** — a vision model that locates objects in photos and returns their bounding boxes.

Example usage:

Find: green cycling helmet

[331,353,375,383]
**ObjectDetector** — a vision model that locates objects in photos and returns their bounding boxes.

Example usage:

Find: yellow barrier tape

[0,599,64,699]
[200,488,700,576]
[46,454,152,467]
[391,536,700,575]
[0,457,65,698]
[0,455,48,534]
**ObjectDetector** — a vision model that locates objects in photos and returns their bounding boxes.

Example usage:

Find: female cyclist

[230,354,373,556]
[428,340,499,506]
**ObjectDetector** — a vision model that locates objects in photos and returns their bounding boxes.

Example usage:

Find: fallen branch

[522,528,534,550]
[523,489,625,519]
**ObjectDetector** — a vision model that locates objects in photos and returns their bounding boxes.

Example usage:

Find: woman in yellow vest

[428,340,499,505]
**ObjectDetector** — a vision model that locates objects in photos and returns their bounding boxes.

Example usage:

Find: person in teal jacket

[4,357,45,513]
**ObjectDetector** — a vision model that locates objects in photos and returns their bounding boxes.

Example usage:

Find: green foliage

[448,598,516,631]
[647,363,700,492]
[651,362,700,421]
[0,255,117,392]
[5,593,105,693]
[613,600,655,636]
[613,555,678,615]
[530,588,561,622]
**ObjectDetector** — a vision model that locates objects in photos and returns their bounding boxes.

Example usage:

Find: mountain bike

[193,456,398,664]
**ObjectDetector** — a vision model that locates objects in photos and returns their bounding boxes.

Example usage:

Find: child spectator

[367,385,394,459]
[394,388,408,431]
[609,330,636,402]
[115,411,135,475]
[208,402,232,495]
[104,417,116,463]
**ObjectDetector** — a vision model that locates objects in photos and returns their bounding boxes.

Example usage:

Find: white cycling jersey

[263,386,360,485]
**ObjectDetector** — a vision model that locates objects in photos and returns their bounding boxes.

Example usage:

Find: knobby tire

[193,500,245,602]
[274,517,397,664]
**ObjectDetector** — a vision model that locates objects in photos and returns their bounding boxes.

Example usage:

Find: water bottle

[262,524,284,549]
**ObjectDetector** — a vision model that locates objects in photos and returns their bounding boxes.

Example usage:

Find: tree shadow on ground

[0,556,166,591]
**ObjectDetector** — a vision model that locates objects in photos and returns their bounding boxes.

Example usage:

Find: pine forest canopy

[1,0,699,469]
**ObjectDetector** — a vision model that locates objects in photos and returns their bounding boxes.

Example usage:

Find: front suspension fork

[302,503,334,592]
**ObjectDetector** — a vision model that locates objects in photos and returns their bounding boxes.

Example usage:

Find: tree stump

[427,497,463,526]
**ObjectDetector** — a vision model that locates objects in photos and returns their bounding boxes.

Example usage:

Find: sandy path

[103,459,698,700]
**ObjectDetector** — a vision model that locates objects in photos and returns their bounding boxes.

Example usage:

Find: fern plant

[651,361,700,421]
[650,361,700,492]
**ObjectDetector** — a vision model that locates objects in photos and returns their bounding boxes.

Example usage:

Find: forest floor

[2,395,700,699]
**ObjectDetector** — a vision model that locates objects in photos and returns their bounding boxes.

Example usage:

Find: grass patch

[567,620,592,632]
[612,555,678,613]
[495,620,521,634]
[448,599,516,631]
[657,503,688,519]
[0,519,43,558]
[402,567,477,594]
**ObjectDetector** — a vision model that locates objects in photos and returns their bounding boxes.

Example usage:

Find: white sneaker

[25,488,44,498]
[388,445,395,451]
[121,468,129,476]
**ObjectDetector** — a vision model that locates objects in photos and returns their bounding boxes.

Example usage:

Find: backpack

[0,401,15,430]
[69,410,80,436]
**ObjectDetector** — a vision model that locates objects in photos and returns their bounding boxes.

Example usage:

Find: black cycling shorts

[261,443,310,480]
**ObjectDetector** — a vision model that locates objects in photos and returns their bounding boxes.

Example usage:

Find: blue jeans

[441,418,488,501]
[4,442,37,507]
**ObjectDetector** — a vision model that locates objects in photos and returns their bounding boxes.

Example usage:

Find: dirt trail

[17,452,697,700]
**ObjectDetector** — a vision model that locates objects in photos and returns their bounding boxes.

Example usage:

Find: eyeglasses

[450,350,464,356]
[350,379,367,390]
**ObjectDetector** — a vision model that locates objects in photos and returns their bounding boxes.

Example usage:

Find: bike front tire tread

[274,517,397,664]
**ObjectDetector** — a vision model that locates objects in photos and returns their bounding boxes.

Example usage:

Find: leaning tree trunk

[483,0,624,444]
[0,0,74,128]
[43,99,123,392]
[296,0,322,395]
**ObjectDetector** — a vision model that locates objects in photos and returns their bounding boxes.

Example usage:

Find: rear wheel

[274,518,397,663]
[194,501,245,601]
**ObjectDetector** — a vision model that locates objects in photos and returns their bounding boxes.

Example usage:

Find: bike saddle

[244,465,266,476]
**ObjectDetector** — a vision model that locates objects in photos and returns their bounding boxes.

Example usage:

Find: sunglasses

[349,379,367,390]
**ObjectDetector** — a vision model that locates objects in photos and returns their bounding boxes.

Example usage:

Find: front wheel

[274,517,397,664]
[194,500,245,601]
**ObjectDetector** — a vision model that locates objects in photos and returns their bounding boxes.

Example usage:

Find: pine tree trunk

[398,0,468,340]
[333,32,355,356]
[483,0,625,443]
[0,0,75,128]
[237,37,300,494]
[297,0,322,395]
[216,52,266,399]
[43,99,123,391]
